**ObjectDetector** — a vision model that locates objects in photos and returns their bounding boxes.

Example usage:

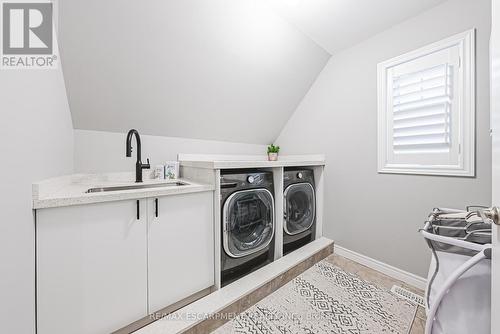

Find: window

[377,29,475,176]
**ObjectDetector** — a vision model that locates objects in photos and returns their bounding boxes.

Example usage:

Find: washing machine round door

[223,189,275,258]
[284,183,315,235]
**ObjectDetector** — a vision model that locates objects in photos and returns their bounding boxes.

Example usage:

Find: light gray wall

[269,0,447,54]
[276,0,492,277]
[0,42,74,332]
[74,130,267,173]
[60,0,330,145]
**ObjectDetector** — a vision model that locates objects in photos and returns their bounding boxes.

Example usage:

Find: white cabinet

[36,199,148,334]
[147,192,214,312]
[36,192,215,334]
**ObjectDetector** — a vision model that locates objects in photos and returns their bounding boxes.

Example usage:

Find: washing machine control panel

[220,172,272,190]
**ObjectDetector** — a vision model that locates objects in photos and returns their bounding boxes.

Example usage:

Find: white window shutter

[377,29,475,176]
[392,64,452,154]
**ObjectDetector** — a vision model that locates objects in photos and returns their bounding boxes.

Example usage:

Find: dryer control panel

[220,171,273,190]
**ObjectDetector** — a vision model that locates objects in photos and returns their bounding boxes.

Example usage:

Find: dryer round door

[223,189,275,258]
[284,183,315,235]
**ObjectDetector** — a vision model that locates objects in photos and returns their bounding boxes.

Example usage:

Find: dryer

[220,170,275,286]
[283,169,316,255]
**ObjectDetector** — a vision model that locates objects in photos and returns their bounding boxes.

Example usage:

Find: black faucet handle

[142,158,151,170]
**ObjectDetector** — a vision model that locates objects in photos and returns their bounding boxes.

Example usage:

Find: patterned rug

[213,260,417,334]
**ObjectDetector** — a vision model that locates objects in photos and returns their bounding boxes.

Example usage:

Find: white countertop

[178,154,326,169]
[33,155,324,209]
[32,172,214,209]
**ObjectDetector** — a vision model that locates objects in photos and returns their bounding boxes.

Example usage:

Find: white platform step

[136,237,333,334]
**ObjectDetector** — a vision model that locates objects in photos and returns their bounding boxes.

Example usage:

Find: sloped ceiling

[60,0,330,144]
[268,0,448,55]
[60,0,448,145]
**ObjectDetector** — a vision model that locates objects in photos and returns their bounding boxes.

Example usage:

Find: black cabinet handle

[155,198,159,217]
[136,200,140,220]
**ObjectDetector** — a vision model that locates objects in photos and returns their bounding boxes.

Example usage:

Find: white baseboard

[334,245,427,291]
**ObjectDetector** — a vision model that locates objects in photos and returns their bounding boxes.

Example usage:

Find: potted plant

[267,144,280,161]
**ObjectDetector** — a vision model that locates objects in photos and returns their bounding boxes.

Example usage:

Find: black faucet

[126,129,150,183]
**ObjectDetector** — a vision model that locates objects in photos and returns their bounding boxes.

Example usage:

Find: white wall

[74,130,267,173]
[60,0,330,145]
[269,0,447,54]
[276,0,492,277]
[0,44,74,333]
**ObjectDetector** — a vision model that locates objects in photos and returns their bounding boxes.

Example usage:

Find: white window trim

[377,29,476,177]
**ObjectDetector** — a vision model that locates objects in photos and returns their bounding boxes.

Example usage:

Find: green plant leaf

[267,144,280,153]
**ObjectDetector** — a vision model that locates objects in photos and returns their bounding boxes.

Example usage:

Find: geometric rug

[213,260,417,334]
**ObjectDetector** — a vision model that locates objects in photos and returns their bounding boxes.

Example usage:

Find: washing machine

[220,170,275,286]
[283,169,316,255]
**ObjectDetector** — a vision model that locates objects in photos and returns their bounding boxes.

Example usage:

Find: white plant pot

[268,153,278,161]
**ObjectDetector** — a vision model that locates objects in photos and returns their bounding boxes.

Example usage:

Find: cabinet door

[36,200,148,334]
[148,192,214,312]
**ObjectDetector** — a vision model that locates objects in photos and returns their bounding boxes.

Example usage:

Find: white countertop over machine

[177,154,326,169]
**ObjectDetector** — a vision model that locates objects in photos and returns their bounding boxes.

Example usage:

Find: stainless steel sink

[85,182,188,193]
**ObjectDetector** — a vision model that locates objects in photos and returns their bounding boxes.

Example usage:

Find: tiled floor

[207,253,427,334]
[186,249,426,334]
[324,254,426,334]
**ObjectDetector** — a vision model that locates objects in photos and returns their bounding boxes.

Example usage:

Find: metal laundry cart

[420,207,492,334]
